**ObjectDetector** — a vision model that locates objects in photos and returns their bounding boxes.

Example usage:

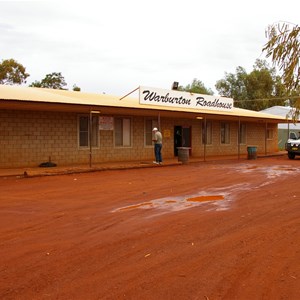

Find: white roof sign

[139,86,233,111]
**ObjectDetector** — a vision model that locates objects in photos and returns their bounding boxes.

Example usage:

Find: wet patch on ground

[215,164,300,180]
[112,164,299,215]
[186,195,224,202]
[112,191,232,214]
[239,164,300,180]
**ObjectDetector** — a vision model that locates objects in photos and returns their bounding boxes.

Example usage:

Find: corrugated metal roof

[260,106,294,118]
[0,84,288,122]
[260,106,300,129]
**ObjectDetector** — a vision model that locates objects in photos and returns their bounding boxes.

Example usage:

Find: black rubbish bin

[177,147,191,164]
[247,146,257,160]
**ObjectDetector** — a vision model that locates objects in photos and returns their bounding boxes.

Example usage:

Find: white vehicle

[285,132,300,159]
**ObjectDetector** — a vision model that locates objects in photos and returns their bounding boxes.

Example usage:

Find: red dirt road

[1,156,300,300]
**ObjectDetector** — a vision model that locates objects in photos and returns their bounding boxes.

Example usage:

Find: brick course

[0,110,278,168]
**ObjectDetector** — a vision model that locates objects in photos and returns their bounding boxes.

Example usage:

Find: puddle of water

[112,165,300,216]
[186,195,224,202]
[113,192,229,214]
[247,166,258,170]
[118,202,153,211]
[235,164,300,179]
[165,200,177,204]
[273,167,296,172]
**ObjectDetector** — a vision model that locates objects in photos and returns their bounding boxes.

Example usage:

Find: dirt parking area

[1,156,300,300]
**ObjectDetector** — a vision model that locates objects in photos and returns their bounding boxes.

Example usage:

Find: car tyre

[288,152,296,159]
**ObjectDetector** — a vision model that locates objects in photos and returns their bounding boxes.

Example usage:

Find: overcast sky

[1,0,299,96]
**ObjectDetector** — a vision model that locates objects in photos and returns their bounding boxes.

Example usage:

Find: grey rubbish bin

[247,146,257,160]
[177,147,191,164]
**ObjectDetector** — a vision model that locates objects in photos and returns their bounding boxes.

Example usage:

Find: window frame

[114,116,132,148]
[78,114,99,149]
[202,120,213,145]
[144,118,158,147]
[239,123,247,145]
[220,122,230,145]
[267,128,274,140]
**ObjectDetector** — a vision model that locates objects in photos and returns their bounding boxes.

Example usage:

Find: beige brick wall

[199,120,278,156]
[1,110,78,168]
[0,110,279,168]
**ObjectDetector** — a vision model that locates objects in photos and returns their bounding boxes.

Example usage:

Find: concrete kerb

[0,152,286,179]
[0,159,183,179]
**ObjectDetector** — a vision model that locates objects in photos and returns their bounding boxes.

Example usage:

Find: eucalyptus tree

[0,58,29,85]
[30,72,67,89]
[215,59,287,111]
[263,22,300,119]
[179,78,213,95]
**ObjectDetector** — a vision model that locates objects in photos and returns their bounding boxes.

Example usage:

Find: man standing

[152,127,163,164]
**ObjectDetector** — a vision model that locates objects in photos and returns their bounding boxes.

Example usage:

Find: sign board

[99,116,114,130]
[163,129,171,138]
[139,86,233,111]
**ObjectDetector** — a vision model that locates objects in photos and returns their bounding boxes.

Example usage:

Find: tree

[263,22,300,90]
[245,60,278,110]
[215,66,248,102]
[73,84,81,92]
[215,59,287,111]
[0,58,29,85]
[263,22,300,120]
[178,78,213,95]
[29,72,67,89]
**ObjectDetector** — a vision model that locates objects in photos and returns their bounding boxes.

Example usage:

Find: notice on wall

[139,86,233,111]
[99,116,114,130]
[164,129,171,138]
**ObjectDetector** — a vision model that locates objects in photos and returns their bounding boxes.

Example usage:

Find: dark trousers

[154,143,162,163]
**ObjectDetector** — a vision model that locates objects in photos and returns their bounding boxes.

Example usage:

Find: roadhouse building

[0,84,288,168]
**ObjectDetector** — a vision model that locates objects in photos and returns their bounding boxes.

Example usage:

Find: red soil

[0,156,299,300]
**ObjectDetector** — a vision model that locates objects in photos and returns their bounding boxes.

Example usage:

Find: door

[174,126,192,156]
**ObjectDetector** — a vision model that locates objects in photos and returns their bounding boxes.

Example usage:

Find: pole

[88,110,100,168]
[204,117,206,162]
[158,112,161,130]
[119,87,139,100]
[89,110,92,168]
[238,117,241,160]
[265,121,268,155]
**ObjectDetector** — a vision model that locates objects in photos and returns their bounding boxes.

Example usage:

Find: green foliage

[29,80,42,88]
[215,59,288,111]
[263,22,300,121]
[263,22,300,90]
[178,79,213,95]
[73,84,81,92]
[29,72,67,89]
[0,58,29,85]
[215,66,248,101]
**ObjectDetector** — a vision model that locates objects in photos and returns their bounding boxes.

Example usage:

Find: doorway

[174,126,191,156]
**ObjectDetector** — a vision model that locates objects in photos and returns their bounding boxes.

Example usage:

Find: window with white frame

[145,119,158,146]
[239,123,246,144]
[267,128,274,139]
[220,122,230,144]
[202,121,212,145]
[115,117,131,147]
[78,115,99,147]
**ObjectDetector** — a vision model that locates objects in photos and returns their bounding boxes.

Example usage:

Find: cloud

[1,0,299,95]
